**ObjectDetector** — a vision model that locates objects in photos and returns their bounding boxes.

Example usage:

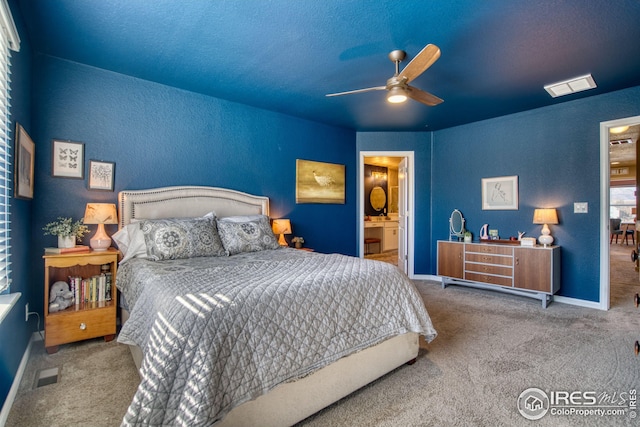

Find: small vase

[58,235,75,249]
[295,242,302,249]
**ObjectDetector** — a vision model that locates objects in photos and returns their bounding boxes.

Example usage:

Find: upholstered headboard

[118,186,270,228]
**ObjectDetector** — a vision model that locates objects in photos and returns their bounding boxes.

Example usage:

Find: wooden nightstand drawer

[45,304,116,347]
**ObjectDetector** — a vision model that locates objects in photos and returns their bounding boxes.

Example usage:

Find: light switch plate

[574,202,588,213]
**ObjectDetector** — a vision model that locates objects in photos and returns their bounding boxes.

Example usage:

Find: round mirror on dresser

[370,186,386,211]
[449,209,465,241]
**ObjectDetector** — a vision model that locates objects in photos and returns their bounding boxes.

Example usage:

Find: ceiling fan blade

[406,85,443,106]
[398,44,441,84]
[326,86,386,97]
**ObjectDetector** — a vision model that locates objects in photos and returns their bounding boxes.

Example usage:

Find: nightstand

[43,248,119,354]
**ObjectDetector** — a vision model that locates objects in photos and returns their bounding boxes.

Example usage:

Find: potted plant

[43,217,90,248]
[291,236,305,249]
[463,230,472,243]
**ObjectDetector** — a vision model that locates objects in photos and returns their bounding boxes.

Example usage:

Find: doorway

[600,115,640,310]
[359,151,415,276]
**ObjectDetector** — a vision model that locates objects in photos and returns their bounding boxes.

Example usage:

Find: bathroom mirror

[449,209,465,241]
[370,186,386,211]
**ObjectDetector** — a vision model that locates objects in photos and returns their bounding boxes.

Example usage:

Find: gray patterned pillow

[140,216,227,260]
[216,215,280,255]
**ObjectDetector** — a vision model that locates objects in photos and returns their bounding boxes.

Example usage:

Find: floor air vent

[35,366,60,388]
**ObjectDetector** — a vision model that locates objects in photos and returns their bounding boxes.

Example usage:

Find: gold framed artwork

[14,123,35,200]
[296,159,345,204]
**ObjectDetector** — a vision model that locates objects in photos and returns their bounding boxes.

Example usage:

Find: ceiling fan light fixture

[387,87,408,103]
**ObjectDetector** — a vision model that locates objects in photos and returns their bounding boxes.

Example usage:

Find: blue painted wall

[0,0,33,409]
[432,87,640,302]
[26,54,357,333]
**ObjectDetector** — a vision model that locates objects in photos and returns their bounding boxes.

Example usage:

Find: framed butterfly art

[51,139,84,179]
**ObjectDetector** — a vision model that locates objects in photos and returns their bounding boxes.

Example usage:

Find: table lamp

[272,219,292,246]
[84,203,118,251]
[533,208,558,247]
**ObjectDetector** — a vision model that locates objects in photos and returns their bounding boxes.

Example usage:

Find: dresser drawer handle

[635,293,639,308]
[80,322,86,330]
[636,341,639,356]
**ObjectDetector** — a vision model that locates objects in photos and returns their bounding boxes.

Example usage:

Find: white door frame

[599,114,640,310]
[359,151,415,277]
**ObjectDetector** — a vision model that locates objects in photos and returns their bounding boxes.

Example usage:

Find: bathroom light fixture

[533,208,558,247]
[83,203,118,251]
[371,171,387,180]
[544,74,596,98]
[271,219,292,246]
[387,86,408,103]
[610,125,630,134]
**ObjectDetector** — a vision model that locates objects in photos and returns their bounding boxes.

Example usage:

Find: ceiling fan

[326,44,443,106]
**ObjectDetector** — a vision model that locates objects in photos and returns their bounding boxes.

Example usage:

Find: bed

[115,185,437,426]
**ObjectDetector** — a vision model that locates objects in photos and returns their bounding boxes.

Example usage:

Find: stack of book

[68,273,112,306]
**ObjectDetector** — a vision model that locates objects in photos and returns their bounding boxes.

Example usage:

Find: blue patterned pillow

[140,216,226,260]
[216,215,280,255]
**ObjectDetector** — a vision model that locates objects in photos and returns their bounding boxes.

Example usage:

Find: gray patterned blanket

[117,248,436,426]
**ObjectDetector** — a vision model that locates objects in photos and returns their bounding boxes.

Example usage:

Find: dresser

[437,241,561,308]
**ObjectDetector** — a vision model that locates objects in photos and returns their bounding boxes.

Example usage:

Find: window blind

[0,0,19,294]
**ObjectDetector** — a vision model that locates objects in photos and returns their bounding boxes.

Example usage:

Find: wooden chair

[610,218,623,244]
[623,223,636,245]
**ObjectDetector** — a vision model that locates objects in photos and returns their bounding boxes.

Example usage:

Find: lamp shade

[272,219,292,235]
[84,203,118,251]
[83,203,118,225]
[532,208,558,225]
[272,219,292,246]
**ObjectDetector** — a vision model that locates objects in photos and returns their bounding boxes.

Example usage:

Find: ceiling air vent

[544,74,596,98]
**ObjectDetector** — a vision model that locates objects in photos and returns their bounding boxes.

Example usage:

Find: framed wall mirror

[370,186,386,211]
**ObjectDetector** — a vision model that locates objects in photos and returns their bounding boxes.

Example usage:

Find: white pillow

[112,222,148,263]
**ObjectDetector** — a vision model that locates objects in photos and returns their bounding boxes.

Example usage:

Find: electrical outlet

[25,303,29,322]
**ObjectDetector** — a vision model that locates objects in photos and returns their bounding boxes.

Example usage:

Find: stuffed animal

[49,281,74,312]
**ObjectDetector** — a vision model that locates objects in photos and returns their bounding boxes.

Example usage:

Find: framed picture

[14,123,34,200]
[51,140,84,178]
[88,160,115,191]
[482,175,518,210]
[296,159,345,204]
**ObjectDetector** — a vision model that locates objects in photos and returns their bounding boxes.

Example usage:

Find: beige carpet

[6,248,640,426]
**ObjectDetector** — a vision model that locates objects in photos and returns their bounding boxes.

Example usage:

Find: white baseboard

[412,274,442,282]
[0,332,35,427]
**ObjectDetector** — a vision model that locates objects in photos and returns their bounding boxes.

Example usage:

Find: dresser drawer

[466,244,513,256]
[465,272,513,287]
[465,263,512,276]
[465,252,513,266]
[45,305,116,347]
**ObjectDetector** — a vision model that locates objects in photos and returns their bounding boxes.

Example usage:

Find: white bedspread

[117,248,436,426]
